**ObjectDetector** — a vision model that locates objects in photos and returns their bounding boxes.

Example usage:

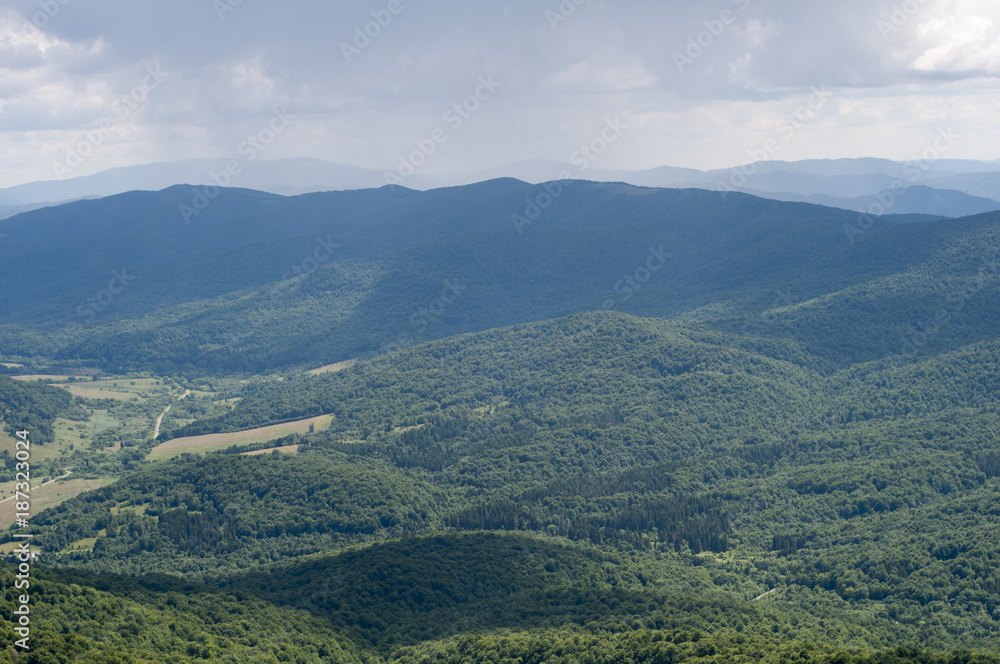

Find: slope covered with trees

[2,181,992,374]
[8,307,999,656]
[2,182,1000,661]
[0,374,80,442]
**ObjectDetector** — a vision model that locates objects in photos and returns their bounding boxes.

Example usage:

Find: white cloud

[740,19,785,50]
[909,14,1000,74]
[1,0,1000,187]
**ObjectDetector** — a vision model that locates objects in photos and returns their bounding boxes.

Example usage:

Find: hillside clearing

[146,414,332,461]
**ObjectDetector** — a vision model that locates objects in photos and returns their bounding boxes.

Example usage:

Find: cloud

[909,14,1000,74]
[0,0,999,187]
[542,50,658,92]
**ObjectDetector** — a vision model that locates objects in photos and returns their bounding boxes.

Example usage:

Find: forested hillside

[8,307,999,658]
[1,181,993,374]
[2,181,999,662]
[0,375,82,442]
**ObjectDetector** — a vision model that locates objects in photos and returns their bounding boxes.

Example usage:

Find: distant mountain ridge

[4,156,999,217]
[1,179,997,373]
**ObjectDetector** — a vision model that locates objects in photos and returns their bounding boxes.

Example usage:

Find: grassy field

[60,535,100,553]
[307,359,358,375]
[55,378,168,401]
[0,422,82,502]
[0,541,41,554]
[0,374,187,531]
[243,444,302,456]
[146,415,333,461]
[111,503,151,516]
[0,477,114,528]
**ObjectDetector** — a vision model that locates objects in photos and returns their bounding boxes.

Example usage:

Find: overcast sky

[1,0,998,186]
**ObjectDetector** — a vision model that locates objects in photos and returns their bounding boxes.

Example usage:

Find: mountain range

[2,179,997,375]
[1,175,1000,662]
[3,156,1000,218]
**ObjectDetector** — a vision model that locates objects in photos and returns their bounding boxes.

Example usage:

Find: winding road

[0,469,73,503]
[153,390,190,440]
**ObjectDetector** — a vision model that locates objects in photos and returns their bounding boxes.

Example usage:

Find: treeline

[448,493,730,553]
[391,632,1000,664]
[18,453,448,576]
[0,374,80,442]
[0,564,365,663]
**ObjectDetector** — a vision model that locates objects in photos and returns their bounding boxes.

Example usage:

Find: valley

[0,180,998,663]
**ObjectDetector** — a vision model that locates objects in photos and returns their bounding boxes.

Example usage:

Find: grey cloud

[0,0,997,185]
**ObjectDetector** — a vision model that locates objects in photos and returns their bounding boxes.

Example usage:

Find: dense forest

[0,375,82,442]
[6,308,999,659]
[1,181,999,661]
[0,182,995,375]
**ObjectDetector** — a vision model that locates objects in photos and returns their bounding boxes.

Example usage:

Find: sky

[0,0,999,187]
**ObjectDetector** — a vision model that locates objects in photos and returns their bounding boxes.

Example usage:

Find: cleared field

[58,379,167,401]
[51,418,88,451]
[147,414,333,461]
[0,541,41,554]
[61,385,136,400]
[61,536,100,553]
[0,422,84,467]
[111,503,151,516]
[0,362,23,368]
[307,358,358,375]
[243,444,302,456]
[0,477,113,528]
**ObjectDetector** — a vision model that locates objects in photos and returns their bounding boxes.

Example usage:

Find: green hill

[13,309,1000,655]
[2,181,990,373]
[0,374,79,443]
[3,182,1000,661]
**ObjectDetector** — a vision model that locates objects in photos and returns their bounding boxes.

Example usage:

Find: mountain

[0,158,439,206]
[4,179,988,373]
[16,309,1000,655]
[6,157,999,211]
[925,170,1000,202]
[4,173,1000,661]
[744,185,1000,218]
[0,200,88,220]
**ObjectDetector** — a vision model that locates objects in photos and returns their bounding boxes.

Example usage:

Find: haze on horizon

[1,0,999,188]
